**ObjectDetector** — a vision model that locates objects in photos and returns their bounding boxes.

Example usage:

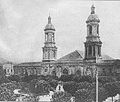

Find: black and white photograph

[0,0,120,102]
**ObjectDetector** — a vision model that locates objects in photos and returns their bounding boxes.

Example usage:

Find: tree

[73,75,94,83]
[8,75,20,82]
[53,91,72,102]
[0,81,21,101]
[21,75,38,82]
[29,79,51,95]
[89,87,108,102]
[75,89,91,102]
[98,76,116,85]
[103,82,119,102]
[0,76,10,85]
[49,79,58,89]
[59,75,73,82]
[77,82,92,90]
[63,81,78,96]
[18,82,30,94]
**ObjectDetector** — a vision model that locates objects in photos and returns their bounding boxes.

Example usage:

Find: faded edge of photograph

[0,0,120,102]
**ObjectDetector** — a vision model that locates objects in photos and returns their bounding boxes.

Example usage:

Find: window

[59,86,61,90]
[52,70,56,76]
[76,70,81,75]
[93,46,95,56]
[86,69,91,76]
[97,25,99,34]
[45,68,48,72]
[89,25,92,35]
[98,47,101,56]
[63,68,69,75]
[88,46,92,55]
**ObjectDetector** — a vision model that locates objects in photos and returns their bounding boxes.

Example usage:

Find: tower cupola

[86,5,100,23]
[44,16,55,31]
[42,16,57,62]
[84,5,102,61]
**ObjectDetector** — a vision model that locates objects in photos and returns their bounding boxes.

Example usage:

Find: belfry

[84,5,102,61]
[42,16,57,62]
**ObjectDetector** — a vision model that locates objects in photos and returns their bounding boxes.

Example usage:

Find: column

[47,33,49,42]
[92,25,94,35]
[53,50,55,59]
[97,25,99,35]
[99,47,101,56]
[87,46,89,58]
[96,46,99,57]
[45,33,47,42]
[92,46,94,57]
[87,25,89,36]
[96,67,98,102]
[85,47,87,58]
[49,50,51,59]
[53,33,55,42]
[55,50,57,59]
[95,45,97,57]
[43,49,44,59]
[98,47,100,56]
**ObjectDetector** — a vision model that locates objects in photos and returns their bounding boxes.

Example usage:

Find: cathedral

[7,5,120,78]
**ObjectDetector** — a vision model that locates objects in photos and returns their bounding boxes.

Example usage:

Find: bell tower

[42,16,57,62]
[84,5,102,61]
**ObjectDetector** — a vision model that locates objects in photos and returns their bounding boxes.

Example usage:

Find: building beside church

[3,62,14,76]
[7,5,120,78]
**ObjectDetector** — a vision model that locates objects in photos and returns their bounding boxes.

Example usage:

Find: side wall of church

[12,60,120,78]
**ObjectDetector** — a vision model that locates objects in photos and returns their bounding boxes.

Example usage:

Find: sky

[0,0,119,63]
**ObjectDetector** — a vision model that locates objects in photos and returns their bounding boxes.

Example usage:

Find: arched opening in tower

[88,46,92,56]
[89,25,92,35]
[97,25,99,34]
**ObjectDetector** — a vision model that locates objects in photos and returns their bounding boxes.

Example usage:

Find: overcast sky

[0,0,119,63]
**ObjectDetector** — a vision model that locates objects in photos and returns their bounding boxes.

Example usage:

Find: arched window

[97,25,99,34]
[63,68,69,75]
[88,46,92,55]
[52,70,56,76]
[93,46,95,56]
[102,68,106,76]
[59,86,61,90]
[89,25,92,35]
[54,51,56,58]
[75,70,81,76]
[86,68,92,76]
[98,47,100,56]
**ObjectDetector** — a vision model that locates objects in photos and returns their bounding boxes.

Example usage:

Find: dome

[44,16,55,31]
[45,23,55,31]
[86,5,100,23]
[86,14,100,23]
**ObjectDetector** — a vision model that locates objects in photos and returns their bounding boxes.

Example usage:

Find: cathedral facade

[11,5,120,78]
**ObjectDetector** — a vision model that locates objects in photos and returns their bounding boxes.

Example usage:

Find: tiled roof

[15,50,115,66]
[58,50,114,61]
[58,50,83,61]
[102,55,114,60]
[17,62,42,66]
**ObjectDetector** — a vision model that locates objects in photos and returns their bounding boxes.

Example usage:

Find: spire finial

[91,4,95,14]
[48,13,51,24]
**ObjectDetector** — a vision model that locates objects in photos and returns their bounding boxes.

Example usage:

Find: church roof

[102,55,114,60]
[16,62,42,67]
[58,50,83,61]
[58,50,114,61]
